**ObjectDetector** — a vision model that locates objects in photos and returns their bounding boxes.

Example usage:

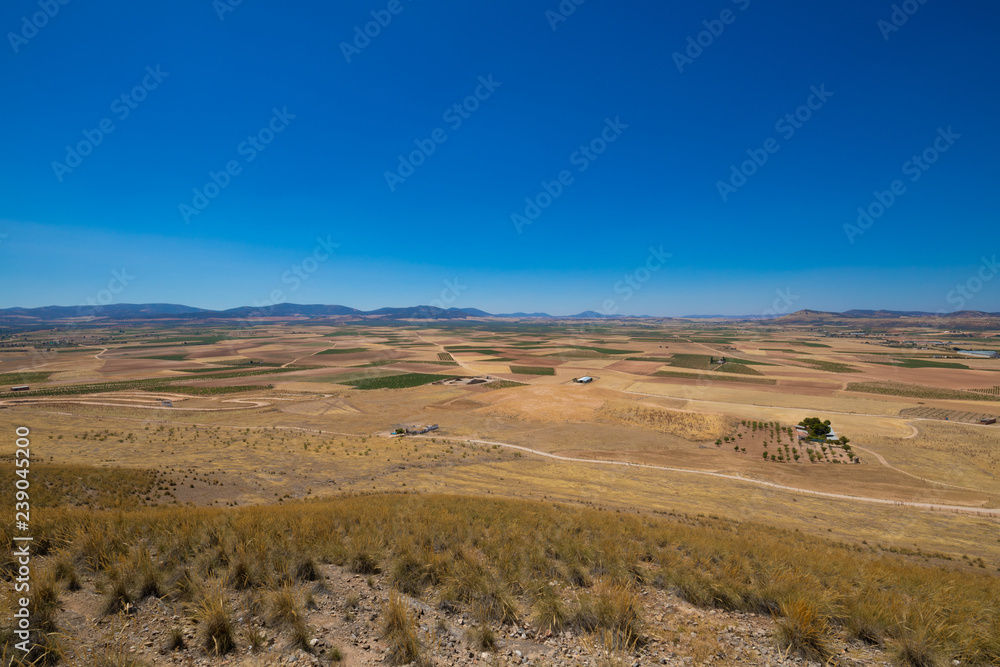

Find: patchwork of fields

[1,319,999,665]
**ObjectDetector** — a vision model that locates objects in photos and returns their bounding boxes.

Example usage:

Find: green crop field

[723,358,774,366]
[653,370,777,385]
[715,362,764,376]
[665,354,718,370]
[509,366,556,376]
[799,359,859,374]
[317,347,369,355]
[340,373,455,390]
[625,356,673,363]
[140,354,190,361]
[399,360,459,366]
[0,371,54,385]
[874,359,970,370]
[561,345,639,355]
[845,381,999,401]
[165,384,274,395]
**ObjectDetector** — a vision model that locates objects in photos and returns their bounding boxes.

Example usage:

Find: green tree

[798,417,832,438]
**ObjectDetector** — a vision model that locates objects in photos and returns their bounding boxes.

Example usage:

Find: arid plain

[2,317,999,666]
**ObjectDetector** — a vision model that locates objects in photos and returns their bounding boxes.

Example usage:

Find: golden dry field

[1,320,999,665]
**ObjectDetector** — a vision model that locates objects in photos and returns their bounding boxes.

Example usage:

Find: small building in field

[11,386,29,392]
[574,376,594,384]
[981,417,997,425]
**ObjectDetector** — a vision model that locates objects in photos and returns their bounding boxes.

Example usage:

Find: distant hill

[774,309,1000,324]
[2,303,999,326]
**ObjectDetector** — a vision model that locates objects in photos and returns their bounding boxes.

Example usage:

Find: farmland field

[2,318,1000,667]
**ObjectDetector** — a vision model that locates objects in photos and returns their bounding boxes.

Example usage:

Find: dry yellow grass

[595,401,735,440]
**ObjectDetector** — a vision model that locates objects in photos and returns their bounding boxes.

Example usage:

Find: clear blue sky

[1,0,997,315]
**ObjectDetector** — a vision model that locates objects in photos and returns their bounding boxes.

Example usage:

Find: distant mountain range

[773,309,1000,324]
[0,304,998,325]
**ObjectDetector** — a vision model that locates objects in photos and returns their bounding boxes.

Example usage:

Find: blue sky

[1,0,997,315]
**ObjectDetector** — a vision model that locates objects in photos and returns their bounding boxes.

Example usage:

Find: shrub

[267,584,302,627]
[348,536,381,575]
[467,624,497,651]
[295,556,321,582]
[390,551,431,596]
[101,575,132,616]
[191,590,235,655]
[132,549,163,599]
[382,591,424,665]
[593,582,644,649]
[165,627,185,651]
[775,598,830,662]
[533,588,568,634]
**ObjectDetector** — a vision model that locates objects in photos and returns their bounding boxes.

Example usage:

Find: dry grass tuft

[532,587,568,634]
[267,584,302,627]
[775,598,830,662]
[190,589,236,655]
[382,590,425,666]
[467,624,497,651]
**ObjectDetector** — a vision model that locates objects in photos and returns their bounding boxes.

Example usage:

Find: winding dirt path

[409,434,1000,517]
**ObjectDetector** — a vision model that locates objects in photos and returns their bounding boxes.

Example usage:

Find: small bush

[775,598,830,662]
[533,588,568,634]
[102,576,132,616]
[349,537,381,575]
[132,549,163,599]
[295,556,321,582]
[191,590,236,656]
[164,627,185,651]
[593,582,644,650]
[243,626,266,653]
[467,624,497,651]
[390,552,430,596]
[268,584,302,627]
[382,590,424,665]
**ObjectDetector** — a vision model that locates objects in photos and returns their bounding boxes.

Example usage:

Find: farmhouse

[981,417,997,425]
[10,385,29,392]
[574,376,594,384]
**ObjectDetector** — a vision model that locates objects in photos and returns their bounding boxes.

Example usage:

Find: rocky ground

[50,562,895,667]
